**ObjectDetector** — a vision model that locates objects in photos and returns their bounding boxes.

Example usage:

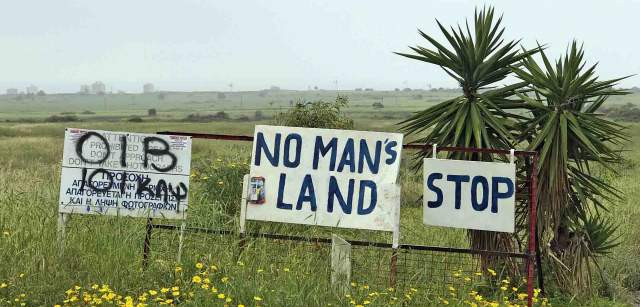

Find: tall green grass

[0,121,637,306]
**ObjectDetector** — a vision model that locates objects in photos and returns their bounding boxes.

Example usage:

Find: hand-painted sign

[423,159,516,233]
[246,125,403,231]
[59,128,191,219]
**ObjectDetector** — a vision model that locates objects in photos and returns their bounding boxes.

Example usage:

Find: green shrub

[274,95,353,129]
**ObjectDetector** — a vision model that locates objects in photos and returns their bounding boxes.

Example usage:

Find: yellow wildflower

[195,262,204,269]
[254,296,263,301]
[192,275,202,283]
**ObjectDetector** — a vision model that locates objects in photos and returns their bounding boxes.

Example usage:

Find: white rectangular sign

[423,159,516,233]
[246,125,403,231]
[59,128,192,219]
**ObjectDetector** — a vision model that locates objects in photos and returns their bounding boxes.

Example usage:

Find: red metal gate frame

[149,131,540,307]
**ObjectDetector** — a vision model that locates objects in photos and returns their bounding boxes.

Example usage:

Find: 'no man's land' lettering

[246,125,403,232]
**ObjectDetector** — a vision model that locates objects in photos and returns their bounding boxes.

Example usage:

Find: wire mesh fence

[150,131,541,306]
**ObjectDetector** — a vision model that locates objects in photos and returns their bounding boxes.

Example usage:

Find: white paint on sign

[246,125,403,232]
[423,159,516,233]
[58,128,192,220]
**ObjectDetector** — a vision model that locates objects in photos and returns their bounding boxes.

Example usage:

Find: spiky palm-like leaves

[396,7,539,162]
[512,42,629,230]
[395,7,540,254]
[512,42,629,290]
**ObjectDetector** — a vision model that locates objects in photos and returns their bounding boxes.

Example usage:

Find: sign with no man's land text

[59,128,192,219]
[246,125,403,231]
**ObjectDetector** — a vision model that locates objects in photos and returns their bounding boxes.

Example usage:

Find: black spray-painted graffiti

[75,132,188,209]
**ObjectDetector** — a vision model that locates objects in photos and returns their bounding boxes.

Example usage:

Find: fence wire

[150,132,541,306]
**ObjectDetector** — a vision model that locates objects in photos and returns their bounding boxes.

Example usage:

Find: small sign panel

[246,125,403,232]
[59,128,192,219]
[423,159,516,233]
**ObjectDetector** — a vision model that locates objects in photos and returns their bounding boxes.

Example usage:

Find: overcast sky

[1,0,638,93]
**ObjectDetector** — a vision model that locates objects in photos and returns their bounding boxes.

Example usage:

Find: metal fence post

[238,175,249,258]
[142,218,153,269]
[389,184,401,288]
[389,250,398,288]
[527,155,539,307]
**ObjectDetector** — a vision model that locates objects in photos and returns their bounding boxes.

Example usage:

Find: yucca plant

[511,41,630,290]
[396,7,539,161]
[395,7,540,253]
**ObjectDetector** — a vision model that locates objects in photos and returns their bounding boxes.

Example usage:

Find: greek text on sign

[423,159,515,233]
[59,128,192,219]
[247,125,403,231]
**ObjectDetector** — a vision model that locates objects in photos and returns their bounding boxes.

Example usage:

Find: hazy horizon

[1,0,638,94]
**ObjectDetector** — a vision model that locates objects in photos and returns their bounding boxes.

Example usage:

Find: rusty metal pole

[142,218,153,269]
[527,156,539,307]
[389,249,398,288]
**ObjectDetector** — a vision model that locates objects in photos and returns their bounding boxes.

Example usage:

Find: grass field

[2,89,638,122]
[0,90,639,306]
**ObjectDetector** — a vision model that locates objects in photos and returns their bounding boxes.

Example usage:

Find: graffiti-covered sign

[246,125,403,231]
[423,159,516,233]
[58,128,191,219]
